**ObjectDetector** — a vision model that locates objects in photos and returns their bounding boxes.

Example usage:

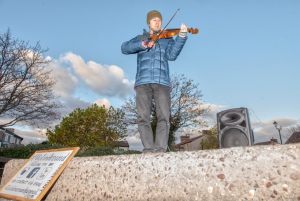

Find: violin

[149,27,199,42]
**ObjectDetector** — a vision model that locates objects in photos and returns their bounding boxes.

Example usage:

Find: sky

[0,0,299,149]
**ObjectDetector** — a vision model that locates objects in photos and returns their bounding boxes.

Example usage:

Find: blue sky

[1,0,299,147]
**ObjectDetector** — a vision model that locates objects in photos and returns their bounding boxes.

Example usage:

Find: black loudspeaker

[217,107,254,148]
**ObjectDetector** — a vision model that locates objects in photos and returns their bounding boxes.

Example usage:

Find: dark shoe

[153,148,166,153]
[142,149,155,154]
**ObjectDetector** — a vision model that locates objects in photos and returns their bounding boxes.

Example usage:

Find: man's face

[149,17,162,33]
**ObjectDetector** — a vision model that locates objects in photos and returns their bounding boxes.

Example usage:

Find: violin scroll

[187,27,199,34]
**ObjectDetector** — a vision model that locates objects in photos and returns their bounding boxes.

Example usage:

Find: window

[10,136,15,144]
[4,134,9,142]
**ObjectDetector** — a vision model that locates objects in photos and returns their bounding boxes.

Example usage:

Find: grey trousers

[135,84,171,152]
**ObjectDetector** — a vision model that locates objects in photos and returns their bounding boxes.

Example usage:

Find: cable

[248,108,264,127]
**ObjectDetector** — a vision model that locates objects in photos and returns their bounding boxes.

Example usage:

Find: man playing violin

[121,10,188,153]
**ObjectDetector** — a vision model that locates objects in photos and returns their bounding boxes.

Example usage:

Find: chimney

[6,128,15,133]
[180,135,190,142]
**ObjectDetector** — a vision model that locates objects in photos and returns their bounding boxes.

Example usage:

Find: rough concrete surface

[1,144,300,201]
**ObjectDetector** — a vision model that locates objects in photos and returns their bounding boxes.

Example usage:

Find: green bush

[76,146,141,157]
[0,142,65,159]
[0,146,32,159]
[76,146,115,157]
[0,142,140,159]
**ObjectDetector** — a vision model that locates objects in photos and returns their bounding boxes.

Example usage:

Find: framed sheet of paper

[0,147,80,201]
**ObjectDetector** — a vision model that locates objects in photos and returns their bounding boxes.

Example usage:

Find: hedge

[0,142,140,159]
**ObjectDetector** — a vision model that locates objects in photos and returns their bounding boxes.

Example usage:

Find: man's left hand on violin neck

[179,23,188,38]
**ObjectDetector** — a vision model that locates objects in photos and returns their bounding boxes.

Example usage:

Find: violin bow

[154,8,180,41]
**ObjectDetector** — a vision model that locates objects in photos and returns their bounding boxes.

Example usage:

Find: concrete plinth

[1,144,300,201]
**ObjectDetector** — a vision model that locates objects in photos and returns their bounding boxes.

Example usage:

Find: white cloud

[13,128,47,145]
[46,52,135,121]
[49,60,78,98]
[48,52,134,115]
[200,103,228,125]
[47,56,94,122]
[94,98,111,108]
[59,96,90,117]
[63,52,134,98]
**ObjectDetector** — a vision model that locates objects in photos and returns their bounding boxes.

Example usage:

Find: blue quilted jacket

[121,30,187,87]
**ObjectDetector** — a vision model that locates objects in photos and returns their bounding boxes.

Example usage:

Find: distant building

[254,137,279,146]
[174,134,207,151]
[285,132,300,144]
[0,128,23,148]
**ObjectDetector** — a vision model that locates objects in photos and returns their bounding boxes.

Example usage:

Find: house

[254,137,279,146]
[285,132,300,144]
[0,128,23,148]
[174,134,207,151]
[114,140,129,151]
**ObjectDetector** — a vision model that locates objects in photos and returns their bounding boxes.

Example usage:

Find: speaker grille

[220,111,244,126]
[221,128,249,148]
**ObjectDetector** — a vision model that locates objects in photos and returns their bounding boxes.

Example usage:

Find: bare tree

[289,123,300,134]
[122,74,208,147]
[0,30,60,128]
